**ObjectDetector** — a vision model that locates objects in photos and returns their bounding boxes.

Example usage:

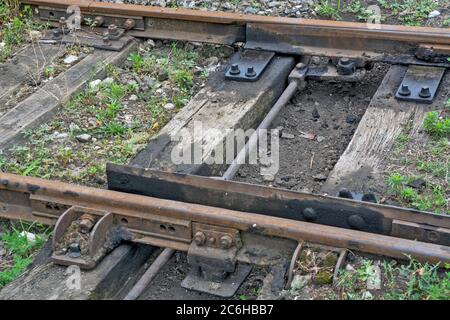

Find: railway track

[0,0,449,299]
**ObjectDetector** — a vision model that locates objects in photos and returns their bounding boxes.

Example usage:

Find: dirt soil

[234,63,388,195]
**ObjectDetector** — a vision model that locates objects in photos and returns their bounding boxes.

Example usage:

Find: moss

[323,252,338,268]
[315,270,334,285]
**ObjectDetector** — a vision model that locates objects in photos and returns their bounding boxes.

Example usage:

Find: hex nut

[193,232,206,246]
[220,235,233,249]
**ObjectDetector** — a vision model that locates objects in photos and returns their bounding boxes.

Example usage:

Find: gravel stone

[76,134,92,142]
[164,103,175,111]
[63,55,78,64]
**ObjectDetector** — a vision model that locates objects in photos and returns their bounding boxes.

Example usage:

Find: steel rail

[22,0,450,46]
[223,80,299,180]
[0,172,449,263]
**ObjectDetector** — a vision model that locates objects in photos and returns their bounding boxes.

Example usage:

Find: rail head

[0,172,449,265]
[21,0,450,45]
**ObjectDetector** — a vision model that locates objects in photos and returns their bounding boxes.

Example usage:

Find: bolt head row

[193,232,233,249]
[399,84,431,98]
[229,64,257,78]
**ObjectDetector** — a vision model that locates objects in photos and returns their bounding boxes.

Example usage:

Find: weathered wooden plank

[131,55,295,175]
[0,42,63,113]
[0,243,154,300]
[322,65,450,196]
[0,41,137,152]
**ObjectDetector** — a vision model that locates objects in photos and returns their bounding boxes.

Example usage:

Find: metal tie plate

[225,50,275,82]
[395,65,445,104]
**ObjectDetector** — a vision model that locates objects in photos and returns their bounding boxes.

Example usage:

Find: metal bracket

[181,223,252,297]
[289,60,366,85]
[38,6,145,30]
[225,50,275,82]
[40,28,133,51]
[395,65,445,104]
[51,206,118,269]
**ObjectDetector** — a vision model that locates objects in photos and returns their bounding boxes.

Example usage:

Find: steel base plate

[395,65,445,104]
[225,50,275,82]
[181,262,253,298]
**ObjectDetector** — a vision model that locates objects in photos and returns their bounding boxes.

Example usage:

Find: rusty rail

[23,0,450,61]
[0,172,449,264]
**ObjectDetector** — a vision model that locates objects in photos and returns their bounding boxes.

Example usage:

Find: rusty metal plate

[192,223,240,249]
[181,262,252,298]
[38,6,145,30]
[225,50,275,82]
[127,17,244,45]
[40,29,133,51]
[395,65,445,104]
[107,164,389,235]
[392,220,450,246]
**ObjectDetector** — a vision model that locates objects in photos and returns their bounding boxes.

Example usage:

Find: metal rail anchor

[181,224,252,298]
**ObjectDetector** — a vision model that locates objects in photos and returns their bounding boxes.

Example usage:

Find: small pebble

[63,55,78,64]
[164,103,175,111]
[428,10,440,18]
[281,132,295,139]
[69,123,80,131]
[89,79,102,91]
[76,134,92,143]
[102,77,114,85]
[313,174,327,181]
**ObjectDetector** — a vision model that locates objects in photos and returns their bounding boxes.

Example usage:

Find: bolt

[193,232,206,246]
[295,62,307,70]
[229,63,240,75]
[398,84,411,96]
[220,235,233,249]
[302,207,317,221]
[79,214,96,234]
[59,16,67,30]
[337,57,356,75]
[361,193,377,203]
[108,24,119,37]
[427,231,439,242]
[94,16,104,27]
[347,215,365,230]
[68,243,81,258]
[102,33,111,46]
[52,28,62,40]
[338,188,354,199]
[245,66,257,78]
[123,18,136,30]
[419,86,431,98]
[339,57,351,65]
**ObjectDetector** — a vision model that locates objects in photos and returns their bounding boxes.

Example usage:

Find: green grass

[1,41,228,186]
[315,0,342,20]
[315,0,443,26]
[416,160,448,178]
[383,258,450,300]
[0,4,44,61]
[336,257,449,300]
[423,111,450,139]
[347,0,383,22]
[0,222,50,288]
[377,0,439,26]
[126,42,200,112]
[387,172,407,192]
[387,169,448,214]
